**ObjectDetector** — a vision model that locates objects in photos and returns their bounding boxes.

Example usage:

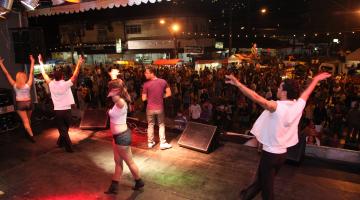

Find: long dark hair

[108,79,132,103]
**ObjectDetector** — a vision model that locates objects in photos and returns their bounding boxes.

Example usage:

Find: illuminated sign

[116,39,122,53]
[215,42,223,49]
[184,46,203,54]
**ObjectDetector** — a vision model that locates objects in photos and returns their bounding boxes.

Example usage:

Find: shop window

[97,29,108,42]
[126,25,141,34]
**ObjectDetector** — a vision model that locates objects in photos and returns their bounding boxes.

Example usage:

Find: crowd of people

[35,58,357,151]
[15,54,360,152]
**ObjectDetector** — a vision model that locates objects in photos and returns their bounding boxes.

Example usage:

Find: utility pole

[343,0,351,50]
[228,3,233,57]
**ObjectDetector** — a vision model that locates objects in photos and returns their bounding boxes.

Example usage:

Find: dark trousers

[240,150,287,200]
[55,109,73,152]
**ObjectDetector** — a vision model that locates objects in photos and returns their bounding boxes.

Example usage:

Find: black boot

[132,179,145,190]
[29,136,36,143]
[104,180,119,194]
[56,137,64,148]
[25,134,36,143]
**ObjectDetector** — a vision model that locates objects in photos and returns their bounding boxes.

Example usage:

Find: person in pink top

[142,65,172,150]
[225,72,331,200]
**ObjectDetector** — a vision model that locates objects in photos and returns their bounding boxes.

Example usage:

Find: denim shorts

[16,101,32,111]
[113,128,132,146]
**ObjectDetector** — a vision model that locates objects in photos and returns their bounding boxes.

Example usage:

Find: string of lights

[178,31,359,38]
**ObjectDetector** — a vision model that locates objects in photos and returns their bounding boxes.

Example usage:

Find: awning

[195,60,222,64]
[153,59,182,65]
[347,48,360,61]
[27,0,168,17]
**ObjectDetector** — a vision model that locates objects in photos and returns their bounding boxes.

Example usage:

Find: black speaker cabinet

[11,28,46,64]
[0,88,13,107]
[178,122,217,153]
[79,109,108,129]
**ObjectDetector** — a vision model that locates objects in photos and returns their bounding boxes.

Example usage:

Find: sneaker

[160,143,172,150]
[148,141,155,148]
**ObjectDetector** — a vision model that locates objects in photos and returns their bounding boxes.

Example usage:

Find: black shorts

[113,128,132,146]
[16,101,32,111]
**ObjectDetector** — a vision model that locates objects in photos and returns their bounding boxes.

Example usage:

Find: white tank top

[108,99,128,125]
[14,84,31,101]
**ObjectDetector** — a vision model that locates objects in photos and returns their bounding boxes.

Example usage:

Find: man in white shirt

[225,72,331,200]
[189,99,201,121]
[39,55,84,153]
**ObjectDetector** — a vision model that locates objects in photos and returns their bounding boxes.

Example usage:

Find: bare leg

[117,145,140,180]
[26,110,32,124]
[112,141,124,181]
[17,110,34,137]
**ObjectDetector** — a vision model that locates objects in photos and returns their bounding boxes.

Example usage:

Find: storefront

[195,60,223,71]
[153,59,183,67]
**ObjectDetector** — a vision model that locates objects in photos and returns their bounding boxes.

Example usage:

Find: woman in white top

[0,55,35,143]
[105,79,144,194]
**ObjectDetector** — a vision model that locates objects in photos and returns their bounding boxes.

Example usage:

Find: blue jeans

[146,109,166,144]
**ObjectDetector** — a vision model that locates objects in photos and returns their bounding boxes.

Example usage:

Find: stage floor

[0,124,359,200]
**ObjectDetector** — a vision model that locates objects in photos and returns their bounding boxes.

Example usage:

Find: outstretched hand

[0,57,4,65]
[29,55,35,63]
[77,56,84,65]
[225,74,240,86]
[313,72,331,82]
[38,54,43,64]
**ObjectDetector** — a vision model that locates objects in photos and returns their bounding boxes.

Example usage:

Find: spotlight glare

[20,0,40,10]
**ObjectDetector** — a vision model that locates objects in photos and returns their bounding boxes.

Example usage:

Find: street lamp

[159,19,166,25]
[160,20,181,59]
[260,8,267,14]
[171,23,180,33]
[170,23,180,58]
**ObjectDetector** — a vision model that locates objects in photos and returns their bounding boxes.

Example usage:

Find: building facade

[57,16,215,64]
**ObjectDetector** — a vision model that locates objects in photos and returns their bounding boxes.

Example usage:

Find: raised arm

[114,97,126,109]
[225,74,277,112]
[283,72,331,126]
[38,54,51,84]
[0,57,16,86]
[26,55,35,86]
[299,72,331,101]
[70,56,84,83]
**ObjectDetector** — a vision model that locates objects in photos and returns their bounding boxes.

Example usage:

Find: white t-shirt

[14,84,31,100]
[49,80,75,110]
[250,99,306,154]
[108,99,127,125]
[189,104,202,120]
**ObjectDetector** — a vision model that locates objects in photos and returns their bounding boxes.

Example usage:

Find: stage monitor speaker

[80,109,108,129]
[11,28,46,64]
[286,134,306,164]
[178,122,217,153]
